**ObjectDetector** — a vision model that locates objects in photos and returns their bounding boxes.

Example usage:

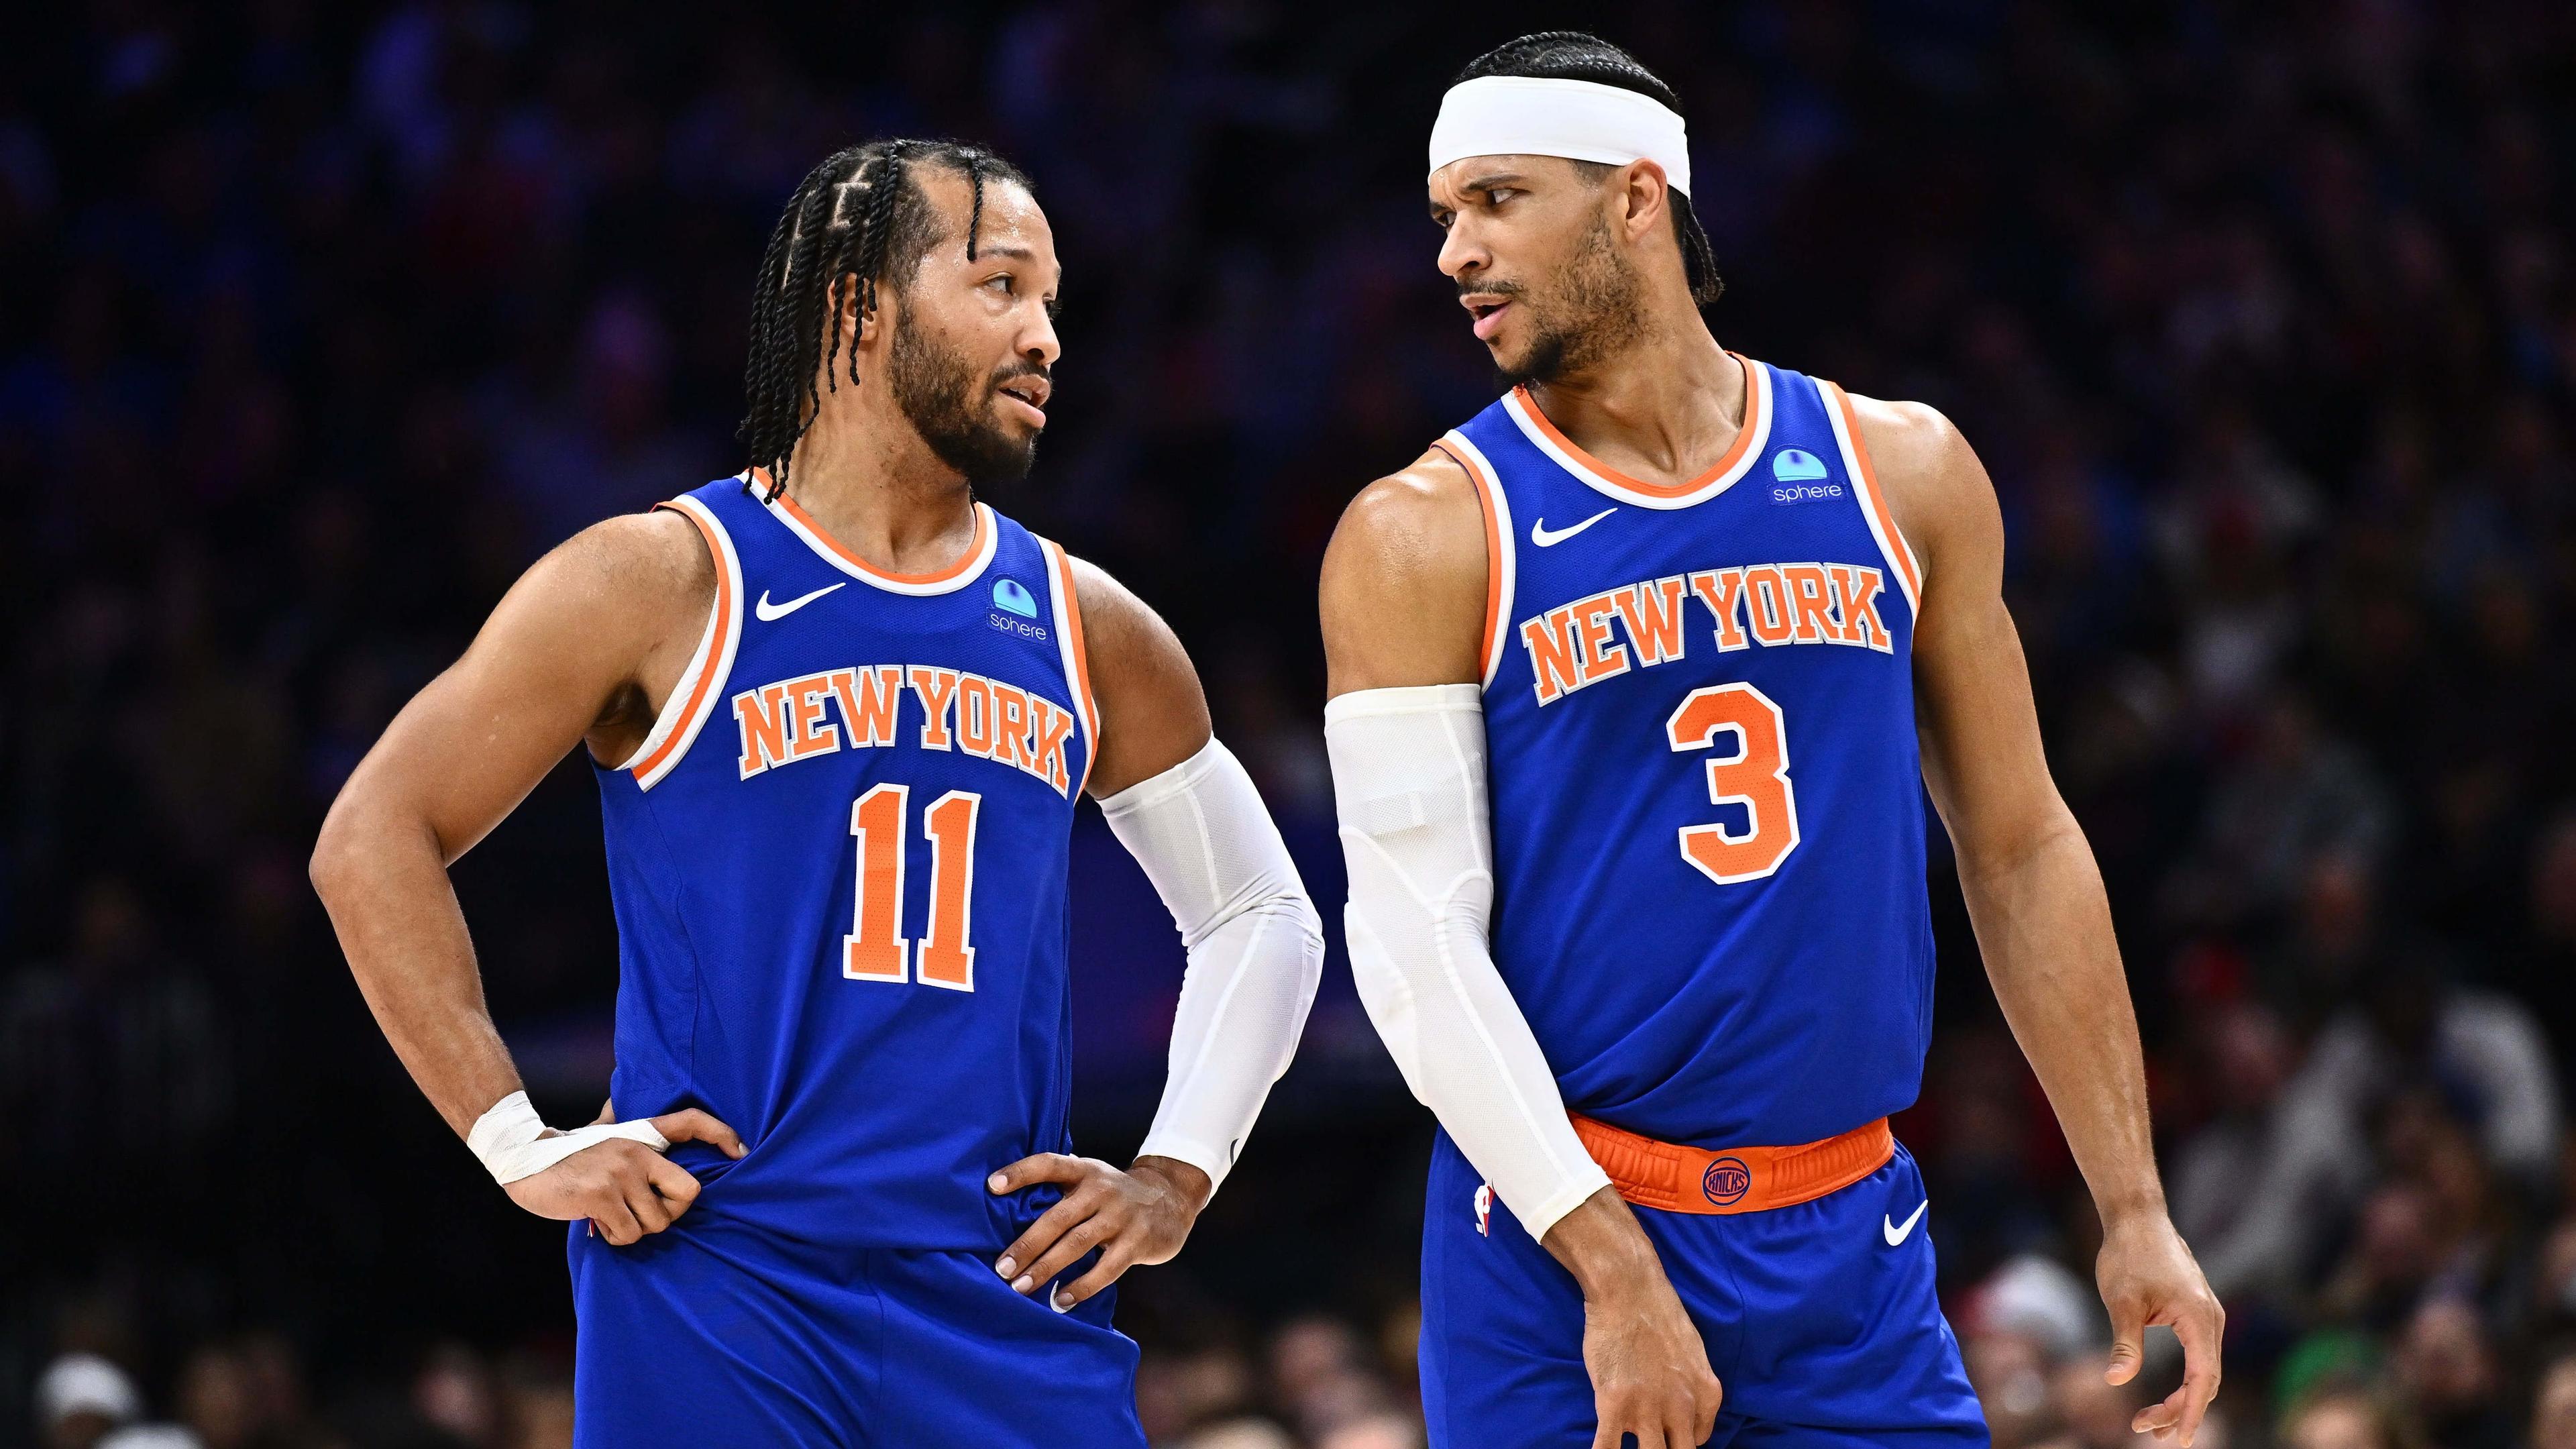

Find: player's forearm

[1957,814,2165,1223]
[312,792,523,1139]
[1540,1186,1672,1301]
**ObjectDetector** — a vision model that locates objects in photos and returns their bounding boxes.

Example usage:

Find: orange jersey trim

[1433,439,1506,679]
[1819,382,1923,608]
[1570,1114,1894,1216]
[631,502,735,783]
[1048,541,1099,798]
[749,466,990,586]
[1511,352,1766,500]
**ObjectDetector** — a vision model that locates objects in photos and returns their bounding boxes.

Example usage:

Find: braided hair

[1454,32,1724,307]
[737,139,1032,500]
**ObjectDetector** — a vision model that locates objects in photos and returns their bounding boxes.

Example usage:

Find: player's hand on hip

[987,1152,1212,1311]
[503,1108,745,1246]
[2098,1210,2224,1446]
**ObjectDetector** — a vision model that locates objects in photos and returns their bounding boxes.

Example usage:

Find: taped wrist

[467,1090,671,1186]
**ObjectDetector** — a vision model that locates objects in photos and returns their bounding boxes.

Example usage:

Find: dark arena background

[7,3,2576,1447]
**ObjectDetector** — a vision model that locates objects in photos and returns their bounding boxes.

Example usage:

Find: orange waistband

[1570,1115,1894,1215]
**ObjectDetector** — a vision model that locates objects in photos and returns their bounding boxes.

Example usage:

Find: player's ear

[850,274,881,351]
[1618,160,1668,246]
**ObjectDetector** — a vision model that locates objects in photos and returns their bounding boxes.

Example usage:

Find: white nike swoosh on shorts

[1884,1199,1929,1246]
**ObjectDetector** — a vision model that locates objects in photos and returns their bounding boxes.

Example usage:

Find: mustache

[991,361,1051,388]
[1458,277,1525,301]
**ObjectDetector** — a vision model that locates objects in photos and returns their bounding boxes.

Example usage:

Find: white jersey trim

[1499,356,1773,511]
[1435,429,1516,690]
[1817,378,1924,626]
[621,494,745,790]
[1038,537,1100,798]
[749,471,1001,596]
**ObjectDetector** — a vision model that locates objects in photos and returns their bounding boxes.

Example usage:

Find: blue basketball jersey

[1444,356,1935,1151]
[591,474,1097,1252]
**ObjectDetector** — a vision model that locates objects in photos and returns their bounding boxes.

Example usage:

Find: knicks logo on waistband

[1701,1157,1752,1206]
[1519,560,1895,707]
[732,663,1077,795]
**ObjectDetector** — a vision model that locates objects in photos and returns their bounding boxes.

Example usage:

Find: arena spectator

[36,1355,138,1449]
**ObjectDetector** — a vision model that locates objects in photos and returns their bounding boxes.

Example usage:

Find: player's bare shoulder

[1325,447,1485,599]
[1065,553,1213,796]
[1837,392,1998,585]
[483,504,720,757]
[1320,446,1488,690]
[537,507,713,659]
[549,505,712,599]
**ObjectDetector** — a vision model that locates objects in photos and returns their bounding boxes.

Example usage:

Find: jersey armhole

[1432,431,1515,690]
[1039,537,1101,798]
[1816,379,1925,625]
[621,495,745,790]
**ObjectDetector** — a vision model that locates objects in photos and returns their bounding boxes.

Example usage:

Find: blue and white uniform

[570,474,1143,1448]
[1418,358,1986,1446]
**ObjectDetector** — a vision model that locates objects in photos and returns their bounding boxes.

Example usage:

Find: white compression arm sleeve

[1324,684,1610,1240]
[1102,739,1326,1196]
[466,1090,670,1186]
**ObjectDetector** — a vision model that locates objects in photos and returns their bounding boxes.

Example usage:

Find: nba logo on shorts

[1701,1157,1752,1206]
[1474,1183,1493,1236]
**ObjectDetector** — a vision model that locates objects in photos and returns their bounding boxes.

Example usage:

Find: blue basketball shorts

[568,1212,1144,1448]
[1419,1129,1988,1448]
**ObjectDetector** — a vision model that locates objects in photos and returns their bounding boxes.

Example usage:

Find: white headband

[1428,75,1692,198]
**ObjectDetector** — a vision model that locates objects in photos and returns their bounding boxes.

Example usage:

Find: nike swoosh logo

[754,582,847,621]
[1884,1199,1928,1246]
[1529,507,1617,547]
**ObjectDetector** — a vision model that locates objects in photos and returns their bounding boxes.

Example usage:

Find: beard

[1491,213,1650,388]
[888,310,1044,488]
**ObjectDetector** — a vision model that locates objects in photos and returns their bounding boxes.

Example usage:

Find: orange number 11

[844,784,982,991]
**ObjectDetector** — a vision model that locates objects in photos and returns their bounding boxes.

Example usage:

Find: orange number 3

[1666,683,1801,885]
[845,784,982,990]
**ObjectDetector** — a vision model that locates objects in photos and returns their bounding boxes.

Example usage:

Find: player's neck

[1521,311,1743,488]
[776,402,980,574]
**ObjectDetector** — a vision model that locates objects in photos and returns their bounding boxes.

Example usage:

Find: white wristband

[466,1090,671,1186]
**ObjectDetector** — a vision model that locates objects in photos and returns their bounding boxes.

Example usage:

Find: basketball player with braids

[313,139,1325,1446]
[1322,34,2224,1448]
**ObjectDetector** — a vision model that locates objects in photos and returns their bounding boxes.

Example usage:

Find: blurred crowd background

[7,1,2576,1446]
